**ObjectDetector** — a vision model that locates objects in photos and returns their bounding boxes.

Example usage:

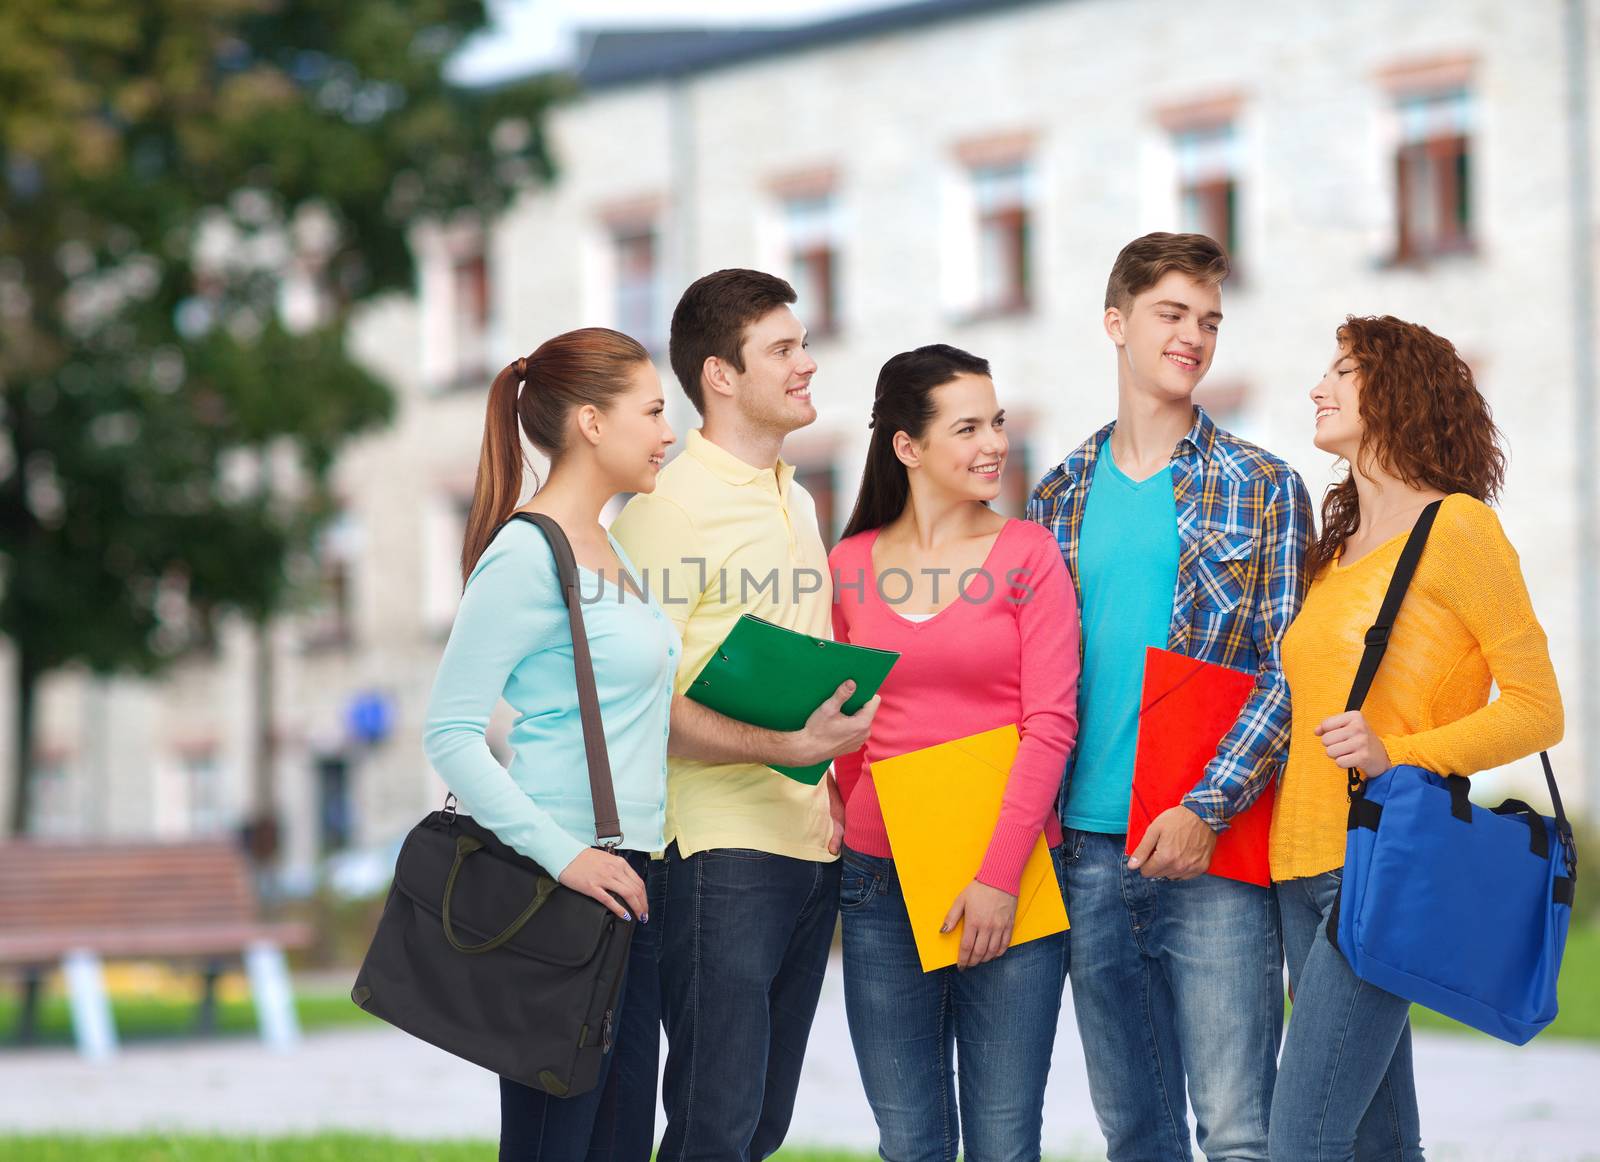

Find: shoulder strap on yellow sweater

[1343,499,1443,720]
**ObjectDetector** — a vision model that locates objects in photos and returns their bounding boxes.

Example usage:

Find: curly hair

[1309,315,1506,575]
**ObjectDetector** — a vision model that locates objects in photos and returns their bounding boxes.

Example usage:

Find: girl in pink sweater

[831,344,1079,1158]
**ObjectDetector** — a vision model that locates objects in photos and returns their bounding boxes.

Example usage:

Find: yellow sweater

[1269,494,1563,881]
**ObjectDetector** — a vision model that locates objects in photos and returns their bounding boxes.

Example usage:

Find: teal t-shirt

[1064,452,1180,833]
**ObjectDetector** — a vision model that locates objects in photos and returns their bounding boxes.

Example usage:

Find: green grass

[4,928,1594,1053]
[0,1139,889,1162]
[0,1136,492,1161]
[1404,922,1600,1041]
[0,989,379,1046]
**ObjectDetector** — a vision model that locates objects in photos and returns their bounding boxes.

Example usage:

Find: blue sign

[346,691,394,745]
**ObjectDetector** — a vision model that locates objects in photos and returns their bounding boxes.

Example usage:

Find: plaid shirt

[1027,406,1313,830]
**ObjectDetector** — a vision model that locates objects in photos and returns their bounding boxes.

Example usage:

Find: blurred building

[6,0,1595,879]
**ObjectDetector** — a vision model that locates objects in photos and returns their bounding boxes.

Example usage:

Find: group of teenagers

[422,231,1565,1162]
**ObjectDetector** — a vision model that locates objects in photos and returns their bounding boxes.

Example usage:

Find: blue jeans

[839,846,1069,1162]
[1270,870,1423,1161]
[499,849,663,1162]
[1062,828,1282,1162]
[656,842,841,1162]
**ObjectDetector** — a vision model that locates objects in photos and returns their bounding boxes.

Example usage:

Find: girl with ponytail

[830,346,1080,1155]
[423,327,677,1158]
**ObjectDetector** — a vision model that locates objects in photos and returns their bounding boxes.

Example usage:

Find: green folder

[687,614,899,785]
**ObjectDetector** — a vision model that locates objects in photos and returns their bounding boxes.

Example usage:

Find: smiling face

[1105,270,1222,403]
[897,373,1007,504]
[723,305,817,436]
[1310,345,1365,460]
[592,359,676,494]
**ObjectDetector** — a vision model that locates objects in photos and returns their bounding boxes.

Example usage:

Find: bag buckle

[441,793,458,824]
[1363,625,1391,648]
[596,834,623,852]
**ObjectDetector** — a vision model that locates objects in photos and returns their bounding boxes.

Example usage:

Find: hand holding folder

[687,614,899,785]
[1127,646,1272,886]
[871,725,1069,972]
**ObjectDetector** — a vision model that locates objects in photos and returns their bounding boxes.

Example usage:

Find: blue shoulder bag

[1327,499,1577,1045]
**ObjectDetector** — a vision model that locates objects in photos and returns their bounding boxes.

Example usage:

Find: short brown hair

[669,268,798,414]
[1104,232,1230,311]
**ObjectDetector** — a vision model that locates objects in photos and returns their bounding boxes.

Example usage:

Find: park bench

[0,839,312,1059]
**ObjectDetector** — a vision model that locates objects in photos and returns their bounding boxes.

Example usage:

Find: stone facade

[4,0,1594,877]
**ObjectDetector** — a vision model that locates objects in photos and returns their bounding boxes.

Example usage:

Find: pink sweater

[829,519,1080,895]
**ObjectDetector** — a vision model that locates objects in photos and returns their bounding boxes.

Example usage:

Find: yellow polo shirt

[610,429,835,862]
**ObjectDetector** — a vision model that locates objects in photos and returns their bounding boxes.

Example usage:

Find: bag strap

[1343,500,1443,717]
[1540,751,1578,877]
[1340,502,1576,878]
[442,834,559,953]
[502,512,624,848]
[1340,500,1442,795]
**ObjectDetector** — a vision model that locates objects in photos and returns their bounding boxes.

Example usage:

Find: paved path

[1,960,1593,1159]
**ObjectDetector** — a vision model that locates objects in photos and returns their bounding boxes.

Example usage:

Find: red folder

[1127,646,1273,886]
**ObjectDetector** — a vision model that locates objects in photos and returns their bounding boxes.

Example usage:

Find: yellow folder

[870,724,1069,973]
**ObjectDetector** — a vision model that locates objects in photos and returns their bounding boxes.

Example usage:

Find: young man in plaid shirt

[1029,233,1312,1161]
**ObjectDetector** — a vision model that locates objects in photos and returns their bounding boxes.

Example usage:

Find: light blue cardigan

[423,518,678,876]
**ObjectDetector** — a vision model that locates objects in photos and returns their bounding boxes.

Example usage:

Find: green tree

[0,0,562,834]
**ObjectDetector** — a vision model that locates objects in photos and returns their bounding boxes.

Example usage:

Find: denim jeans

[1062,828,1283,1162]
[1270,870,1424,1161]
[656,842,841,1162]
[499,848,663,1162]
[839,846,1069,1162]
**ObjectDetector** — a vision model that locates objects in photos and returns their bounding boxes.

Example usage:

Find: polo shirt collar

[685,429,795,492]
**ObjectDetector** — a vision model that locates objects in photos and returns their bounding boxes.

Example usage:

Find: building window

[612,222,660,349]
[1194,379,1250,430]
[421,222,495,392]
[29,754,76,838]
[1394,88,1473,261]
[997,427,1035,519]
[182,749,226,835]
[303,508,361,650]
[793,462,838,549]
[450,244,491,385]
[1175,123,1240,261]
[316,756,354,855]
[153,569,220,659]
[424,490,476,633]
[783,194,841,337]
[971,162,1032,315]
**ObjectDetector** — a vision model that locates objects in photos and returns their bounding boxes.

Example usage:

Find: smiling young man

[1028,233,1312,1161]
[610,268,876,1162]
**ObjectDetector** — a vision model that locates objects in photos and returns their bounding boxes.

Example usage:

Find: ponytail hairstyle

[1308,314,1506,575]
[460,326,651,585]
[840,344,993,540]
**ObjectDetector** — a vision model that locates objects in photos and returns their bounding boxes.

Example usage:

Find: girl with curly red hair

[1267,315,1563,1159]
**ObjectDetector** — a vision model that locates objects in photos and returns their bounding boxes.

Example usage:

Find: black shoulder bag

[351,512,634,1097]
